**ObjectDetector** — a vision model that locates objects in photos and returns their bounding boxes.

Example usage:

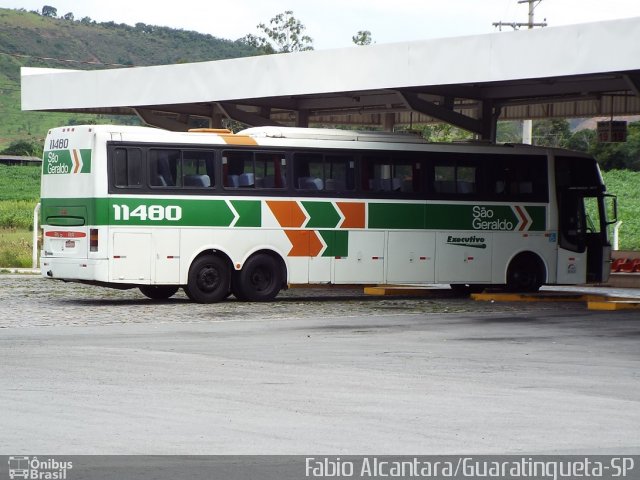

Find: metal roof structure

[21,17,640,141]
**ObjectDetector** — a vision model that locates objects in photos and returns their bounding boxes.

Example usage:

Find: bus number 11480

[112,204,182,221]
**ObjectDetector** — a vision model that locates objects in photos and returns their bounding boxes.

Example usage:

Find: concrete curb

[0,268,40,275]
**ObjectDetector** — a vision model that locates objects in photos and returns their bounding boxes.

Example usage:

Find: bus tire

[230,270,247,300]
[506,253,545,292]
[236,253,282,302]
[139,285,179,300]
[185,255,230,303]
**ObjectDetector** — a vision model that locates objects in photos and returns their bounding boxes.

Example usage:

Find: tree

[1,139,42,157]
[352,30,373,46]
[239,33,276,54]
[532,119,572,148]
[63,12,74,21]
[41,5,57,17]
[565,128,595,152]
[400,123,473,142]
[240,11,313,54]
[496,120,523,144]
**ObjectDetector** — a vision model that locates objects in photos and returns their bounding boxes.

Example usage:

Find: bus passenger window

[364,155,415,193]
[114,148,142,188]
[224,151,286,189]
[149,149,180,187]
[182,150,214,188]
[486,155,548,201]
[433,165,456,193]
[394,163,416,193]
[325,155,354,191]
[294,153,355,192]
[255,153,287,189]
[223,151,251,188]
[457,166,476,194]
[294,153,324,190]
[434,164,476,194]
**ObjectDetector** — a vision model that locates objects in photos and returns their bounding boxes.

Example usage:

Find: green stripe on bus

[319,230,349,257]
[368,203,426,229]
[230,200,261,227]
[41,197,545,231]
[302,201,341,228]
[526,206,546,231]
[369,203,546,231]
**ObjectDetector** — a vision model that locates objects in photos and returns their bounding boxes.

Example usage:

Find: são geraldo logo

[8,456,73,479]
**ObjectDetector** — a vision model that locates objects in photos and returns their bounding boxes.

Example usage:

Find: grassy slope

[0,7,256,149]
[0,165,40,267]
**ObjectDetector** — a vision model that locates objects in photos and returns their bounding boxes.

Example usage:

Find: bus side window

[433,163,476,195]
[489,155,548,201]
[363,154,418,194]
[114,148,142,188]
[149,149,180,187]
[255,153,287,189]
[457,166,476,194]
[182,150,214,189]
[224,151,287,189]
[223,151,250,188]
[433,165,456,194]
[325,155,354,192]
[363,155,391,192]
[294,153,324,190]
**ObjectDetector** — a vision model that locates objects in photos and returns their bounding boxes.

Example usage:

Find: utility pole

[493,0,548,31]
[493,0,547,144]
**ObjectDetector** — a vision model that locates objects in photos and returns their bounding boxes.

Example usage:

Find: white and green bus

[40,125,616,302]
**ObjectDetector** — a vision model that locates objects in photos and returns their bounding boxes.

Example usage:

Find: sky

[2,0,640,50]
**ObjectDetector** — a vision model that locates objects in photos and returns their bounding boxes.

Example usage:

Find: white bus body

[40,125,615,302]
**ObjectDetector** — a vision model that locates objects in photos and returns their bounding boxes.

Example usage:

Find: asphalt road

[0,275,639,454]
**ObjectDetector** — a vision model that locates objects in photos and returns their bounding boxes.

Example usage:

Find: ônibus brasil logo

[8,456,73,479]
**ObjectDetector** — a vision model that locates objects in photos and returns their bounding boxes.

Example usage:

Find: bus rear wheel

[506,253,545,292]
[139,285,179,300]
[235,254,282,302]
[185,255,230,303]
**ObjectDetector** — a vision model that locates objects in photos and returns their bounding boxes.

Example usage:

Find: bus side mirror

[605,194,618,225]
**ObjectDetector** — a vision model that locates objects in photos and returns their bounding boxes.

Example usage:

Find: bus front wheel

[139,285,179,300]
[185,255,230,303]
[506,253,545,292]
[235,254,282,302]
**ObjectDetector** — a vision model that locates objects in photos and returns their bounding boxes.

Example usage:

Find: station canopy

[21,17,640,141]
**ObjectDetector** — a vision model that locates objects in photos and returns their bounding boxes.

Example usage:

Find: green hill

[0,7,257,150]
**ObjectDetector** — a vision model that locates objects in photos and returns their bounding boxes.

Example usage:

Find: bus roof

[50,124,592,158]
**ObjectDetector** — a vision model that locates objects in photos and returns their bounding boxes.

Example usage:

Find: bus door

[583,194,616,283]
[557,188,615,283]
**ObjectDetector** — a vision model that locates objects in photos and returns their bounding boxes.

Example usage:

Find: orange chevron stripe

[337,202,365,228]
[285,230,324,257]
[515,205,529,231]
[267,200,306,227]
[72,149,81,174]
